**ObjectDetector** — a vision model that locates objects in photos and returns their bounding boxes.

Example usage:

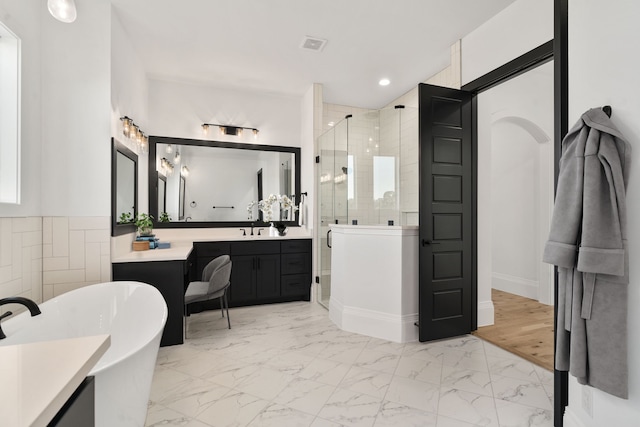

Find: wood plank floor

[473,289,554,371]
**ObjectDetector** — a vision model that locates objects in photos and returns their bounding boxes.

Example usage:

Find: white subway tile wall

[0,217,43,313]
[0,216,112,305]
[42,217,111,300]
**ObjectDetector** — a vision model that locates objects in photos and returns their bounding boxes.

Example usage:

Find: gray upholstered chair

[184,255,232,335]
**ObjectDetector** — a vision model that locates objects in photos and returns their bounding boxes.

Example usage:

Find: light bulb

[202,124,209,134]
[174,151,181,163]
[48,0,77,23]
[166,144,172,154]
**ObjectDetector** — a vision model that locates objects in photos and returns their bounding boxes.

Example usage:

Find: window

[0,21,20,204]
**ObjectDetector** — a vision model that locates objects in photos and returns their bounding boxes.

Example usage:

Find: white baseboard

[329,298,418,343]
[563,407,587,427]
[492,272,538,300]
[477,299,495,327]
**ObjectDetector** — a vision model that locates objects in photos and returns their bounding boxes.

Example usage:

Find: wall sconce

[181,166,190,177]
[120,116,148,153]
[202,123,259,139]
[160,157,174,175]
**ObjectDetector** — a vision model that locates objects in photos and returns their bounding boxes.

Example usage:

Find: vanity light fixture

[119,116,148,153]
[160,157,174,175]
[181,166,190,177]
[47,0,77,23]
[201,123,259,138]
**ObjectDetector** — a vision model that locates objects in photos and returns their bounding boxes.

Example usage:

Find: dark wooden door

[418,83,475,341]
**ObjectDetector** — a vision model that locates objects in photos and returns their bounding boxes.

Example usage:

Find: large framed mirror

[148,136,301,228]
[111,138,138,236]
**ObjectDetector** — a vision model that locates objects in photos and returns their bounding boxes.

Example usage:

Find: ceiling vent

[301,36,327,52]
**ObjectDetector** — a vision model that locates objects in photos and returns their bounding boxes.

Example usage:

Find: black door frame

[459,1,568,424]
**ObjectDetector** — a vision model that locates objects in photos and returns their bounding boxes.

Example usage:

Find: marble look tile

[494,399,554,427]
[364,338,406,356]
[438,388,499,427]
[483,342,523,360]
[440,366,493,397]
[145,404,204,427]
[246,403,315,427]
[200,358,261,389]
[384,376,440,413]
[163,381,232,418]
[401,342,446,361]
[310,418,345,427]
[235,366,295,400]
[431,336,485,353]
[317,341,368,365]
[317,388,381,427]
[487,356,539,382]
[265,350,316,375]
[149,368,201,405]
[491,375,552,410]
[372,400,437,426]
[394,355,442,385]
[436,415,479,427]
[273,377,335,415]
[298,357,352,386]
[534,365,554,386]
[196,391,269,427]
[353,349,400,374]
[440,347,489,373]
[339,366,393,399]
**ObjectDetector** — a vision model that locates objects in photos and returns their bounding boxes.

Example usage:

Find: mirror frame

[111,138,138,236]
[148,135,301,228]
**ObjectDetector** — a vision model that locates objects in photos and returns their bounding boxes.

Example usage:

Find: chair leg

[220,296,225,318]
[224,290,231,329]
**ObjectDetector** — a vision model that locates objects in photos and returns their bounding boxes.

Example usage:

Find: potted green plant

[118,212,133,224]
[135,213,154,236]
[158,212,171,223]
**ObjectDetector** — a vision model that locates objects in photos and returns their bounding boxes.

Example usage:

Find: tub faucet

[0,297,41,316]
[0,297,41,340]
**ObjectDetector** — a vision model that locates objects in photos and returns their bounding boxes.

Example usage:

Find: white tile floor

[146,302,554,427]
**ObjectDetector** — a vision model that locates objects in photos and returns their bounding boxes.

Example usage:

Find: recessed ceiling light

[379,78,390,86]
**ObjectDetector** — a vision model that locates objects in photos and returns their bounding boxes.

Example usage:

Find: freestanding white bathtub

[0,281,167,427]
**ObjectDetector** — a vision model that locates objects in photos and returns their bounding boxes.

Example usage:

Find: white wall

[40,0,112,216]
[478,60,554,304]
[461,0,553,86]
[462,0,554,326]
[564,1,640,426]
[111,8,149,216]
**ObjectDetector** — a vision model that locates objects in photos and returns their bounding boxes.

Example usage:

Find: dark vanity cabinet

[112,252,195,347]
[193,238,311,308]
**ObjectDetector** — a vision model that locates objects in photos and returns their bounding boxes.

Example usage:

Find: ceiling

[109,0,516,109]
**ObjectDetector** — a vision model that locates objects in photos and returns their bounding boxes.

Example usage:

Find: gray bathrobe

[543,107,631,399]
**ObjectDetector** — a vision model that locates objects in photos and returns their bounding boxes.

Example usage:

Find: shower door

[317,120,348,309]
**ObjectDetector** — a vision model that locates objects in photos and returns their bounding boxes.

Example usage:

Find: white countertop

[112,227,313,263]
[0,334,111,427]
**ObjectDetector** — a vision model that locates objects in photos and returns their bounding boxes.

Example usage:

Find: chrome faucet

[0,297,41,340]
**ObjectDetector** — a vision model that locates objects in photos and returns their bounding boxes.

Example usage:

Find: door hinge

[315,156,320,164]
[315,276,320,283]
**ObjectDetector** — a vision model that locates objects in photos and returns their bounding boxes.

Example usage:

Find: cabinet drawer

[281,253,310,275]
[194,242,230,257]
[231,241,279,255]
[281,274,310,297]
[281,239,311,254]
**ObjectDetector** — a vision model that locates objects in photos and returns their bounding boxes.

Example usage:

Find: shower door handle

[327,229,332,248]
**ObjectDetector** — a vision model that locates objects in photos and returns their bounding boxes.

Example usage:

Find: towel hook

[602,105,612,118]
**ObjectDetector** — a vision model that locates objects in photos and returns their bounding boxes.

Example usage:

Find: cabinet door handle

[327,229,332,248]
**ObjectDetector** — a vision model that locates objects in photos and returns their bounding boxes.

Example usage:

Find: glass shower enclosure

[317,106,418,309]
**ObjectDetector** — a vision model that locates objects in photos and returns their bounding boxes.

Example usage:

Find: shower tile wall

[0,217,43,311]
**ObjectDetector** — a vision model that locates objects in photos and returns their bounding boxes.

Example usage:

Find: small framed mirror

[111,138,138,236]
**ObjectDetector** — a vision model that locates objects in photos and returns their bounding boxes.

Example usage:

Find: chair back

[205,255,232,294]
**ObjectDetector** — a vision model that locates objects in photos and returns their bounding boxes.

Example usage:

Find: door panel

[419,84,474,342]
